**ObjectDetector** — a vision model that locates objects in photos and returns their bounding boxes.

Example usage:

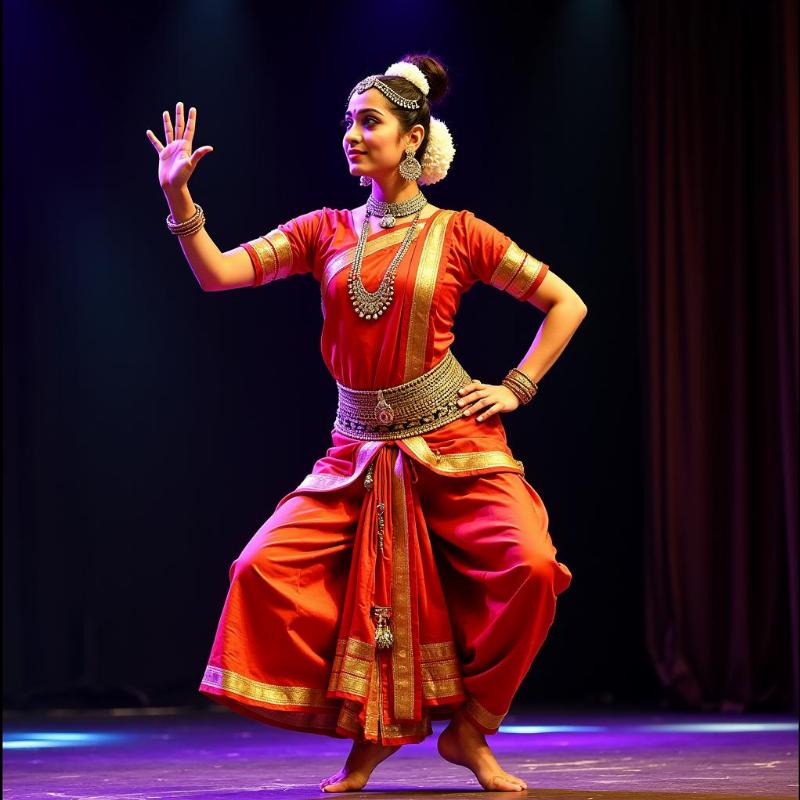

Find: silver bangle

[166,202,205,236]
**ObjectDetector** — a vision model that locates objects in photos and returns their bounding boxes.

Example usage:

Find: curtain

[635,0,798,711]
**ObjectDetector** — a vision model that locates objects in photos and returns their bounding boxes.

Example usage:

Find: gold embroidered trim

[423,677,464,698]
[464,695,507,731]
[507,255,544,299]
[247,238,278,285]
[490,241,526,291]
[244,229,293,285]
[390,448,414,719]
[403,210,456,381]
[337,702,432,741]
[200,665,337,708]
[364,649,381,739]
[244,704,340,732]
[202,642,459,742]
[491,241,544,301]
[295,441,385,492]
[401,436,525,475]
[328,637,374,699]
[421,659,462,681]
[269,229,293,281]
[334,349,470,441]
[419,639,463,699]
[420,640,459,660]
[321,223,426,298]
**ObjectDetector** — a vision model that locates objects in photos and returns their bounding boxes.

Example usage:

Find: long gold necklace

[347,207,423,320]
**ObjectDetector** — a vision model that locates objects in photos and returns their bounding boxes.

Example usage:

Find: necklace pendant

[380,214,395,228]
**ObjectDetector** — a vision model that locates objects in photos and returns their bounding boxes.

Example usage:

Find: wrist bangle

[502,368,539,405]
[166,202,205,236]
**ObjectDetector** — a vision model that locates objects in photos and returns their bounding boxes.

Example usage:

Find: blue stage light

[3,732,126,750]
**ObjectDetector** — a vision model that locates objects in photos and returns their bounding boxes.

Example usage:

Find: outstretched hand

[457,380,520,422]
[146,101,214,193]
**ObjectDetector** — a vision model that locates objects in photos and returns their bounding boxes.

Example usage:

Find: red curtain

[635,0,798,711]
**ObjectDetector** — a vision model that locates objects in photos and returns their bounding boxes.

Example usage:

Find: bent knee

[515,544,569,591]
[228,538,289,583]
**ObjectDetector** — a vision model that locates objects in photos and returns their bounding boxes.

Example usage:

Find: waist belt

[334,349,472,441]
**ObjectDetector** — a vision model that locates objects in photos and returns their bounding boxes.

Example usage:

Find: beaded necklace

[347,192,428,320]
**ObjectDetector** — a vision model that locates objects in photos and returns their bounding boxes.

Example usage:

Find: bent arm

[516,269,588,384]
[164,186,254,292]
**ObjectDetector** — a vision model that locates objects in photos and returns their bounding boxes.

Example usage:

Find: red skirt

[199,419,573,744]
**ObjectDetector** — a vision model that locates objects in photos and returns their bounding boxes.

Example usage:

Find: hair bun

[400,53,449,105]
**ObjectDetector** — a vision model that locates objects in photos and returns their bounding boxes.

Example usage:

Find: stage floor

[3,707,798,799]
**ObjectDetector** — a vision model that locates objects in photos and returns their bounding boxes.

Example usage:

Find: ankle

[449,708,483,738]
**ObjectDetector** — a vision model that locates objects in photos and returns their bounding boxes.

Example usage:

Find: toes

[319,774,344,791]
[487,774,526,791]
[320,776,365,793]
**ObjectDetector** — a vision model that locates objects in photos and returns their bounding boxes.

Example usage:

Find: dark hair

[377,53,450,165]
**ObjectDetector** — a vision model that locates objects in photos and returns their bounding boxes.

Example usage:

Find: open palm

[146,101,214,192]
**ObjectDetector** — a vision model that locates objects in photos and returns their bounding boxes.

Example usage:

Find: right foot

[319,740,401,792]
[437,709,527,792]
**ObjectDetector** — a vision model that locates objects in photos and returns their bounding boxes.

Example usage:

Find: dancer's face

[342,88,423,181]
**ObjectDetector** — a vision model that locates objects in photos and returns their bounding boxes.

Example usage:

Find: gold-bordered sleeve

[490,241,549,302]
[456,210,549,302]
[239,208,325,287]
[239,229,294,286]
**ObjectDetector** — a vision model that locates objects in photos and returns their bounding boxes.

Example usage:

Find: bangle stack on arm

[166,202,206,236]
[502,367,539,405]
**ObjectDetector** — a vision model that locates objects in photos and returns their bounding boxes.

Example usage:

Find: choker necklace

[348,205,425,320]
[366,191,428,228]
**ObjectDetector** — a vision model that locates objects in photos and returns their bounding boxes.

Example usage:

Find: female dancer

[146,53,586,793]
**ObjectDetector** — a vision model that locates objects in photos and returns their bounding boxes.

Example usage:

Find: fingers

[175,100,185,139]
[457,386,490,413]
[190,146,214,167]
[161,101,188,144]
[153,102,195,153]
[457,379,482,396]
[475,402,502,422]
[456,383,514,422]
[145,129,164,153]
[184,106,196,146]
[162,108,174,144]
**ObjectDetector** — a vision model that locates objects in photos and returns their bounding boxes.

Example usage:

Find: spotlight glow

[3,732,125,750]
[498,722,799,735]
[500,725,607,733]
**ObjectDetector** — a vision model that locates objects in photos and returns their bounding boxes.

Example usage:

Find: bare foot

[319,740,401,792]
[437,709,527,792]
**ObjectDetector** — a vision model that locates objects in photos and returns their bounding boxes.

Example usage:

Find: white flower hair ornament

[348,61,456,184]
[384,61,430,96]
[383,61,456,185]
[418,116,455,185]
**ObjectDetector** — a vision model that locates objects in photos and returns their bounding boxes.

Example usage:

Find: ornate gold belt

[334,349,472,441]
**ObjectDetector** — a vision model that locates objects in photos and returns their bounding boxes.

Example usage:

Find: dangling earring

[398,147,422,181]
[359,175,372,186]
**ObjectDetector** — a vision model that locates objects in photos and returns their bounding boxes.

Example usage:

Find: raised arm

[146,101,254,292]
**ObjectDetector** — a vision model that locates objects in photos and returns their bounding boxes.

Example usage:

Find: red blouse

[240,207,548,390]
[239,207,549,483]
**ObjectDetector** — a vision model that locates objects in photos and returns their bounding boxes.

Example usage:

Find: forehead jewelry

[347,74,421,109]
[346,64,456,187]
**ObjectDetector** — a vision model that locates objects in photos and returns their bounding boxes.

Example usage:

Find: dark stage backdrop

[4,0,792,715]
[635,0,798,711]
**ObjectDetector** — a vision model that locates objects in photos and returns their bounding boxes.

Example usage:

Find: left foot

[437,709,527,792]
[319,740,401,792]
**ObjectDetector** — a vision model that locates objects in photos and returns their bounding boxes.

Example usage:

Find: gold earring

[398,147,422,181]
